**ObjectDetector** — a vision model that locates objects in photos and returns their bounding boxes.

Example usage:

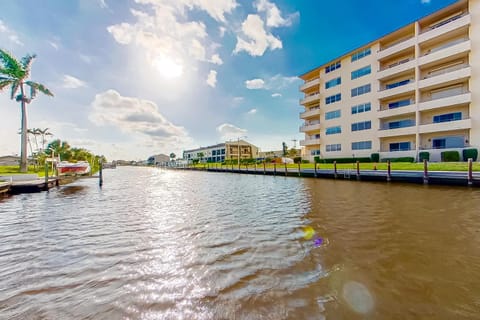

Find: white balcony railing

[300,138,321,146]
[300,92,321,105]
[419,118,471,134]
[418,66,471,89]
[300,78,320,91]
[419,13,471,43]
[419,92,471,111]
[299,107,321,119]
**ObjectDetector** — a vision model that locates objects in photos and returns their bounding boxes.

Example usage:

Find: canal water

[1,166,479,319]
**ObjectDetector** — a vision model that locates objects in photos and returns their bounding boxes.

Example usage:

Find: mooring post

[298,162,301,177]
[423,159,429,185]
[263,162,266,175]
[284,162,287,176]
[334,161,337,179]
[468,158,473,186]
[387,160,391,182]
[99,161,103,187]
[274,163,276,176]
[44,163,49,191]
[356,161,360,180]
[314,162,317,178]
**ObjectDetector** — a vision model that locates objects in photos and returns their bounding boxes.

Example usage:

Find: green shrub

[462,148,478,161]
[419,151,430,162]
[293,156,302,164]
[381,157,415,163]
[265,157,273,163]
[370,153,379,162]
[301,159,310,164]
[321,157,371,164]
[314,156,321,163]
[441,151,460,162]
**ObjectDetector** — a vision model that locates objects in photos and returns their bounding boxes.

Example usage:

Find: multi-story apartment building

[299,0,479,162]
[183,140,259,163]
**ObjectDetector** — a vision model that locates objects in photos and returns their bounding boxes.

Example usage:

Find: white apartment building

[299,0,479,162]
[183,140,259,163]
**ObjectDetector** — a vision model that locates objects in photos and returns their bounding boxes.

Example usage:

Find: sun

[153,57,183,79]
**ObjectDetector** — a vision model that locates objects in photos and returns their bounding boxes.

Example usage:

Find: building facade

[147,154,170,166]
[183,140,259,163]
[299,0,479,162]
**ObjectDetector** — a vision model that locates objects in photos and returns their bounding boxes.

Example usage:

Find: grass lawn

[0,165,52,177]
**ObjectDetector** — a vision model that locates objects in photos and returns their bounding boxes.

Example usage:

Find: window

[325,77,341,89]
[325,61,341,73]
[325,109,341,120]
[351,102,371,114]
[351,47,371,62]
[351,84,371,97]
[389,142,411,151]
[212,150,217,156]
[352,141,372,150]
[386,79,410,89]
[326,126,341,135]
[387,119,415,129]
[351,121,371,132]
[325,93,341,104]
[433,112,462,123]
[326,144,341,152]
[432,136,464,149]
[221,149,225,154]
[351,65,371,80]
[310,149,321,156]
[388,99,411,109]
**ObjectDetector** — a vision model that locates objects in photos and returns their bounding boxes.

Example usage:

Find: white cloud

[0,20,23,46]
[271,93,282,98]
[265,74,300,89]
[89,90,190,143]
[99,0,108,8]
[232,96,244,104]
[210,53,223,65]
[79,54,93,64]
[254,0,298,27]
[107,1,232,74]
[219,26,227,37]
[62,75,87,89]
[206,70,217,87]
[216,123,247,141]
[245,78,265,89]
[48,40,59,50]
[247,108,257,115]
[234,14,282,56]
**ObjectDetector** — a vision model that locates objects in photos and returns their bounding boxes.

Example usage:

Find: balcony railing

[420,12,466,33]
[380,120,416,130]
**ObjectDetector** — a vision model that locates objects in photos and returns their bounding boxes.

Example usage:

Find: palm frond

[25,81,54,97]
[10,81,20,99]
[20,54,36,78]
[0,79,14,91]
[0,49,25,79]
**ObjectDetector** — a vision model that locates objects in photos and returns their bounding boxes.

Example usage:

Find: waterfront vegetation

[188,161,480,172]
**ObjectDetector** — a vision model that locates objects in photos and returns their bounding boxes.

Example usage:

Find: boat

[56,161,91,176]
[0,179,12,195]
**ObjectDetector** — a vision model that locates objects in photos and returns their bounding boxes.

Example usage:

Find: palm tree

[0,49,54,172]
[37,127,53,152]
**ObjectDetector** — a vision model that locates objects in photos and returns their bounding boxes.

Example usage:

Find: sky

[0,0,457,161]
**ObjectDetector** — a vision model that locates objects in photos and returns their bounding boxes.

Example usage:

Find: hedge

[419,151,430,162]
[462,148,478,161]
[319,157,371,164]
[381,157,415,163]
[293,157,302,164]
[441,151,460,162]
[370,153,379,163]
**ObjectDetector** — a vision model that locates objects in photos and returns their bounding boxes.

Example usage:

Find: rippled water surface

[1,166,480,319]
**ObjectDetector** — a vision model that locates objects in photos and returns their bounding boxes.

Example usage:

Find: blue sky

[0,0,457,160]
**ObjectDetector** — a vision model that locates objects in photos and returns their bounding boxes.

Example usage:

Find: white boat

[56,161,91,176]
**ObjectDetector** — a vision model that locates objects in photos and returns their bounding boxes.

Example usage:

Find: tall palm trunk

[20,84,28,172]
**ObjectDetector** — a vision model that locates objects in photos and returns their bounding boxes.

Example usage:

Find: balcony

[419,118,471,134]
[418,65,471,89]
[376,59,415,80]
[300,122,321,132]
[299,107,321,119]
[419,13,471,43]
[378,81,415,99]
[419,40,471,66]
[377,104,416,119]
[419,92,471,111]
[378,120,416,138]
[300,78,320,91]
[300,138,321,146]
[300,92,321,105]
[377,37,415,60]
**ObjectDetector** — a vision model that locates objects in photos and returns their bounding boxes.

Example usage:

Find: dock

[172,164,480,187]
